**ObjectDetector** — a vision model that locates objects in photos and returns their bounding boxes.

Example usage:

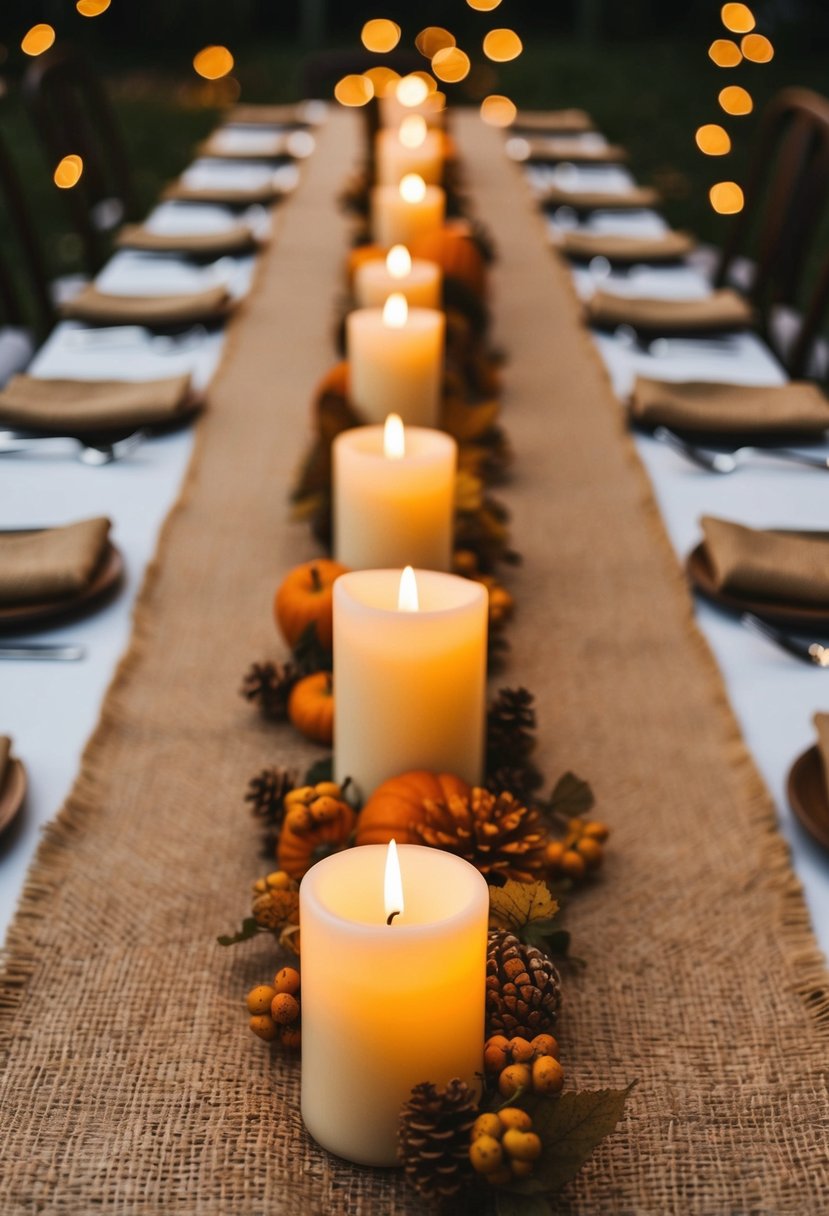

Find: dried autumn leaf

[548,772,595,817]
[507,1087,633,1196]
[489,878,559,935]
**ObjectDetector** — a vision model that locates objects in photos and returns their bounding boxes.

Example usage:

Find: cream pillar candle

[347,293,444,427]
[333,415,456,570]
[300,842,488,1166]
[375,123,444,186]
[371,174,445,249]
[380,86,446,130]
[333,567,487,799]
[353,245,442,309]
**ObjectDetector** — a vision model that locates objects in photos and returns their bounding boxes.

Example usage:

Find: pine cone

[415,788,546,882]
[398,1078,478,1202]
[240,661,298,720]
[485,687,543,803]
[245,767,297,828]
[486,929,562,1040]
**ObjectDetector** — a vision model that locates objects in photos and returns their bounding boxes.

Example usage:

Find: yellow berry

[576,836,603,868]
[309,794,343,822]
[532,1054,564,1095]
[484,1037,510,1073]
[246,984,277,1015]
[509,1036,534,1063]
[485,1168,513,1186]
[271,992,300,1024]
[252,878,267,894]
[280,1025,302,1050]
[510,1159,535,1179]
[469,1135,503,1175]
[502,1129,543,1162]
[314,781,343,798]
[249,1014,278,1041]
[544,840,565,868]
[266,870,293,889]
[582,820,609,841]
[497,1107,532,1132]
[530,1033,559,1059]
[471,1113,503,1141]
[284,786,314,806]
[498,1063,531,1098]
[562,849,587,879]
[273,966,301,995]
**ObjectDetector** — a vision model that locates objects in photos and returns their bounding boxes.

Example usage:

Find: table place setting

[2,20,829,1212]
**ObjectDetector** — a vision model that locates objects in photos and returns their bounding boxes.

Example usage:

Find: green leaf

[292,621,331,676]
[304,755,333,785]
[496,1192,553,1216]
[217,917,263,947]
[489,879,559,937]
[523,924,570,958]
[508,1087,633,1196]
[547,772,595,818]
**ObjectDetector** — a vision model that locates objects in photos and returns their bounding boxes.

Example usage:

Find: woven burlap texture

[1,110,827,1215]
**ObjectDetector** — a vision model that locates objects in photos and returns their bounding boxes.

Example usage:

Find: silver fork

[0,428,148,465]
[613,324,741,358]
[654,426,829,473]
[741,614,829,667]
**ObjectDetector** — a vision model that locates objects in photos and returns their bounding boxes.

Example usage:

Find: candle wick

[386,910,401,926]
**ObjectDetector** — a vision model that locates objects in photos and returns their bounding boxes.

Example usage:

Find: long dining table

[1,103,828,1213]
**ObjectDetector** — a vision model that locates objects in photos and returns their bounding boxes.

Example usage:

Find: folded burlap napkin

[60,284,230,327]
[631,378,829,436]
[116,223,257,258]
[0,736,9,790]
[0,518,111,605]
[526,140,629,164]
[0,373,193,434]
[587,288,753,333]
[197,134,287,160]
[701,516,829,605]
[227,104,309,127]
[162,181,279,206]
[512,109,594,134]
[540,184,660,211]
[560,229,695,263]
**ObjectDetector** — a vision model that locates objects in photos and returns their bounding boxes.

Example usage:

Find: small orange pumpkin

[278,791,357,879]
[274,558,349,652]
[346,243,387,288]
[314,360,350,404]
[288,671,334,745]
[356,770,471,846]
[410,222,487,299]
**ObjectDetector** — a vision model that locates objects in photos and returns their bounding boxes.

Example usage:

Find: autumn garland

[224,136,631,1215]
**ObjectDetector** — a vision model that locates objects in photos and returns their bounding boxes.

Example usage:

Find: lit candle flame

[383,292,408,328]
[399,114,427,149]
[384,839,404,924]
[396,74,429,107]
[384,413,405,459]
[398,566,419,612]
[400,173,426,203]
[386,245,412,278]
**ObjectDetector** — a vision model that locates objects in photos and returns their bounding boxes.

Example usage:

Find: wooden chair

[22,44,137,274]
[0,124,56,338]
[713,87,829,376]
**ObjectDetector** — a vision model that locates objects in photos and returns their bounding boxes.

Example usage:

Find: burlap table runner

[1,110,827,1215]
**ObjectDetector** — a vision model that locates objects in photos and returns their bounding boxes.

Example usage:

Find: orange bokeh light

[54,154,83,189]
[21,24,55,56]
[721,3,755,32]
[710,181,744,214]
[742,33,773,62]
[431,46,471,84]
[193,46,234,80]
[77,0,111,15]
[364,66,400,98]
[708,39,743,67]
[480,95,517,127]
[719,85,753,115]
[695,124,732,155]
[334,74,374,107]
[483,29,523,63]
[416,27,456,59]
[467,0,502,9]
[361,19,401,53]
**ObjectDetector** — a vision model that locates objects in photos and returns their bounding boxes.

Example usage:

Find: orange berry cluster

[484,1033,564,1098]
[469,1107,542,1186]
[544,817,609,881]
[246,966,301,1049]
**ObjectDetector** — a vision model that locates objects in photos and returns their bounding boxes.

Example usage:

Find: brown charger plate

[0,757,27,835]
[787,745,829,851]
[0,541,124,633]
[686,540,829,631]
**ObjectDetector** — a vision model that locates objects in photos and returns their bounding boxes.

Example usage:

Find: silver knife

[0,644,86,661]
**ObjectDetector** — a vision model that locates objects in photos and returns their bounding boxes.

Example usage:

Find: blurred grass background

[0,27,826,323]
